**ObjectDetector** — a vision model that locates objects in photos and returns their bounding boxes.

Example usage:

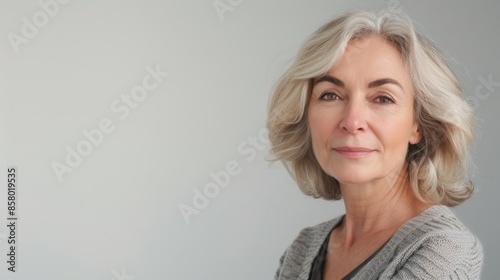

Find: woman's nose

[339,99,368,134]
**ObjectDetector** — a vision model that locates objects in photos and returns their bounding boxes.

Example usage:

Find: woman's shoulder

[275,215,344,280]
[392,205,482,251]
[356,206,484,279]
[292,215,343,249]
[375,206,484,279]
[397,205,481,240]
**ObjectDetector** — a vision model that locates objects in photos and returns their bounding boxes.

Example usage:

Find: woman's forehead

[323,36,411,87]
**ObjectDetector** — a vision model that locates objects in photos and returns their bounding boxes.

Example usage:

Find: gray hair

[267,10,475,206]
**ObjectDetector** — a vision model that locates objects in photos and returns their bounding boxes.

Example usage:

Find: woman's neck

[338,177,431,248]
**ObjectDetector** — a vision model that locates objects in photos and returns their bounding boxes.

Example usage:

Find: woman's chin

[327,172,374,186]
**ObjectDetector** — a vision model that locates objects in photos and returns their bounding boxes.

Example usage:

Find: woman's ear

[409,124,421,145]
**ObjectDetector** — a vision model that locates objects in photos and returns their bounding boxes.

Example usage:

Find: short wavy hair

[267,10,475,206]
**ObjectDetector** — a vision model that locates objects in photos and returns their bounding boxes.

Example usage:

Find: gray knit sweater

[275,206,483,279]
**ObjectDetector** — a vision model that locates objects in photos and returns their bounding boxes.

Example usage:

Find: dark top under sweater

[308,224,388,280]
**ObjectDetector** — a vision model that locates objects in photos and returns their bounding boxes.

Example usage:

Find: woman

[268,10,483,280]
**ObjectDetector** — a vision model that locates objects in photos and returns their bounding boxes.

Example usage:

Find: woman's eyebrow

[313,75,345,87]
[314,76,403,91]
[368,78,404,90]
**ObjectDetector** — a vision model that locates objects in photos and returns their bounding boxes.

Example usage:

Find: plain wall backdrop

[0,0,498,279]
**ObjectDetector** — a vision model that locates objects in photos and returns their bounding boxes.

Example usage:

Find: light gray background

[0,0,498,279]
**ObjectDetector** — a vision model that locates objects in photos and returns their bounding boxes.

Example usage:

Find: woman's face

[308,36,420,186]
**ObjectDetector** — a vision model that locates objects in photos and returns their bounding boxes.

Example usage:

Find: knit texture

[275,206,483,280]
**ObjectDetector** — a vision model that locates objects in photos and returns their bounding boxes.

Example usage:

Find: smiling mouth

[333,147,374,158]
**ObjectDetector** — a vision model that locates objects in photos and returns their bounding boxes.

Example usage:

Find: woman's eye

[320,92,340,100]
[375,95,394,104]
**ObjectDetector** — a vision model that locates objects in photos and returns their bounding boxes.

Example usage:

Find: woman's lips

[333,147,374,158]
